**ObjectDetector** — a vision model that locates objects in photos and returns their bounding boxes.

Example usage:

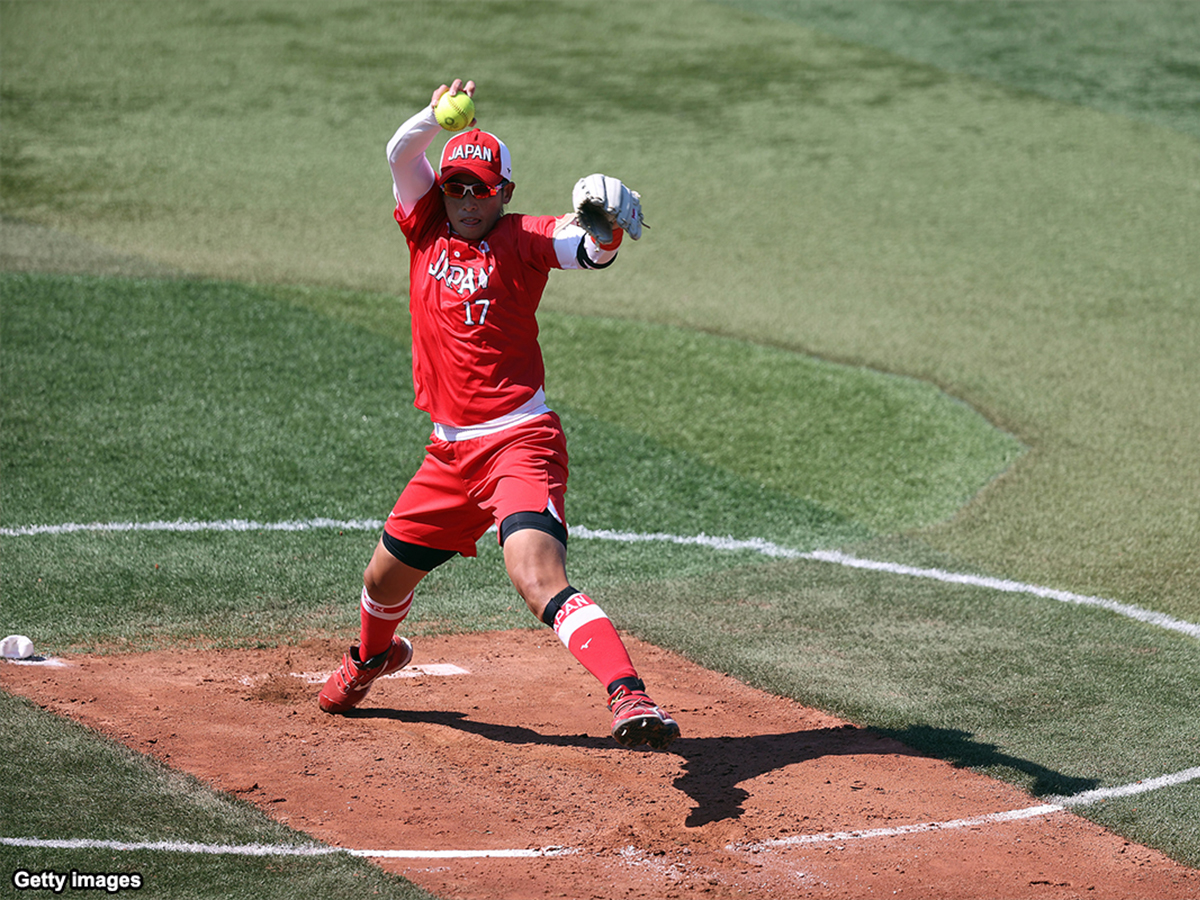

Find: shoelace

[610,690,654,714]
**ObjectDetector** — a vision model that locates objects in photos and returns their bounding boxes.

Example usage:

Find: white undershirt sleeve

[387,106,441,217]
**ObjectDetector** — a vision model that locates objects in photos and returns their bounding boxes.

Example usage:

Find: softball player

[319,79,679,751]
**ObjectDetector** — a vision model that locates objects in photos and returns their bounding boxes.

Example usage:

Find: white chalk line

[571,526,1200,639]
[7,660,475,679]
[6,768,1198,861]
[0,517,385,537]
[0,836,577,859]
[5,517,1195,640]
[281,663,471,685]
[730,765,1200,853]
[802,549,1200,639]
[3,656,68,667]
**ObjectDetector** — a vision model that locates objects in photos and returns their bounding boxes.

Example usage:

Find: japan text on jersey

[428,247,494,298]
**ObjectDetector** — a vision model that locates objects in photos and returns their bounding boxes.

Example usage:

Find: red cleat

[608,685,680,750]
[318,636,413,713]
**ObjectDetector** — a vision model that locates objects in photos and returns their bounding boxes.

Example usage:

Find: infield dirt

[4,630,1197,899]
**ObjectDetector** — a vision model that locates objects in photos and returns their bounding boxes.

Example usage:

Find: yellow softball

[435,91,475,132]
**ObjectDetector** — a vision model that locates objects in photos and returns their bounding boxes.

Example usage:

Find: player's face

[442,176,514,241]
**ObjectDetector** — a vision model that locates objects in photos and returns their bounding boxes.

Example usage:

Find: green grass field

[3,1,1198,895]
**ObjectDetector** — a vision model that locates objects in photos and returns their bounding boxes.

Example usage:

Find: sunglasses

[441,180,509,199]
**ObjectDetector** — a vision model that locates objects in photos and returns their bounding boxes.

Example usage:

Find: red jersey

[396,187,568,427]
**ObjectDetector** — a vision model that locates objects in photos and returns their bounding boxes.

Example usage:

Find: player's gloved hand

[572,174,644,245]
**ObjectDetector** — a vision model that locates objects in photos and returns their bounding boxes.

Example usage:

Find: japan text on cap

[438,129,513,186]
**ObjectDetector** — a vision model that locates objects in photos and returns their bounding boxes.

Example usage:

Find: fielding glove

[572,174,645,245]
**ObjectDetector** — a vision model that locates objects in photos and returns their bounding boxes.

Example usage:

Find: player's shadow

[875,724,1101,799]
[349,709,1097,827]
[675,724,1100,827]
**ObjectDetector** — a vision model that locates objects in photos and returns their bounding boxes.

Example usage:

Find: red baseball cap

[438,129,513,186]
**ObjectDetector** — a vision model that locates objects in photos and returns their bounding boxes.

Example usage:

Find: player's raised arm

[386,80,477,216]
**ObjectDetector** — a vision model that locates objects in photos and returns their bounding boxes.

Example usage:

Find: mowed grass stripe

[726,0,1200,139]
[4,0,1195,617]
[3,271,1011,539]
[5,0,1198,615]
[1,270,1008,649]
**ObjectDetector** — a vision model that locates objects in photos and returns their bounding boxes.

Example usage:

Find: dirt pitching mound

[3,631,1197,899]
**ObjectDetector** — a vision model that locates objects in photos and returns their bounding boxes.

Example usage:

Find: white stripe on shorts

[431,388,550,443]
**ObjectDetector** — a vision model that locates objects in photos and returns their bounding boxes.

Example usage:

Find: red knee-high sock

[545,590,638,692]
[359,586,412,660]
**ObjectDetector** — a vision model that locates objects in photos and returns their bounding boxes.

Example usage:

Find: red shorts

[383,413,569,557]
